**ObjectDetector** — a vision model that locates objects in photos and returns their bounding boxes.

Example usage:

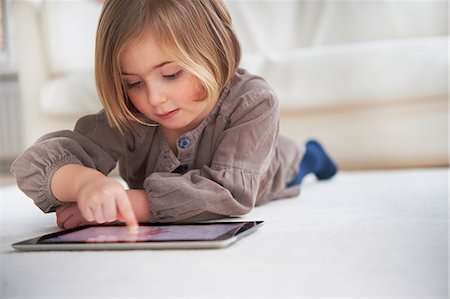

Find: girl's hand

[56,203,94,229]
[56,190,150,230]
[52,165,139,230]
[76,175,139,230]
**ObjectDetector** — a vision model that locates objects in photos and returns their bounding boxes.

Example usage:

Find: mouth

[156,108,180,120]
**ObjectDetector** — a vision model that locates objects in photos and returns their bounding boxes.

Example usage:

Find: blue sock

[287,140,337,187]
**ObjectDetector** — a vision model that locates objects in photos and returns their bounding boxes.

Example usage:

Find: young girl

[11,0,337,231]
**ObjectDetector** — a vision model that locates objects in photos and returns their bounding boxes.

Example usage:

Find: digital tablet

[12,221,263,251]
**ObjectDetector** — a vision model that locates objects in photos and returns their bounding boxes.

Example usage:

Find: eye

[163,70,183,81]
[127,80,143,89]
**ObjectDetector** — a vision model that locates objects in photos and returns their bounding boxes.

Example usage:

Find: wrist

[52,164,104,202]
[126,189,150,223]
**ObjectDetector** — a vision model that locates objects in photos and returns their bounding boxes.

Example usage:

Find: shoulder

[218,69,279,123]
[75,110,124,139]
[74,110,152,150]
[228,68,277,102]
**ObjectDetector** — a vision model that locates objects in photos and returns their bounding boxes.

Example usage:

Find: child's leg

[287,140,337,187]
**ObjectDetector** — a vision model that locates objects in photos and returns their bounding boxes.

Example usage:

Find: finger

[56,204,68,214]
[56,205,75,228]
[102,200,117,223]
[57,213,66,229]
[62,216,84,230]
[58,211,76,230]
[92,204,106,224]
[116,193,138,231]
[57,203,75,218]
[80,204,95,222]
[56,203,74,220]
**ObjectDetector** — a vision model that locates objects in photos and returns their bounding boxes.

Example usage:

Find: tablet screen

[38,222,246,244]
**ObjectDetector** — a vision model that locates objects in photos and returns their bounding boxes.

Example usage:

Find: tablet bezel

[11,221,264,251]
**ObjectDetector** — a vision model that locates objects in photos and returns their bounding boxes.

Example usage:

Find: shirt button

[177,137,191,149]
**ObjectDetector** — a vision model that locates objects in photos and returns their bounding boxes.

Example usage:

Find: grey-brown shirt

[11,69,303,222]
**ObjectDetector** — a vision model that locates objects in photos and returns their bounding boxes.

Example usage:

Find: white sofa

[12,0,449,170]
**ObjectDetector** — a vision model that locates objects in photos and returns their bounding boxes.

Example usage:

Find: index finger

[116,192,139,231]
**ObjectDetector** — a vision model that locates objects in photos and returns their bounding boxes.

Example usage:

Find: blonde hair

[95,0,241,133]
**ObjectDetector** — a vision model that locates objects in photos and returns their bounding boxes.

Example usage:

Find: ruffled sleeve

[10,111,131,212]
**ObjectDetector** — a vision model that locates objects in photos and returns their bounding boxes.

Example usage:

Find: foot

[305,140,338,180]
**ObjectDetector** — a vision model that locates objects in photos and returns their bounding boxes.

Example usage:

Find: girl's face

[120,31,216,134]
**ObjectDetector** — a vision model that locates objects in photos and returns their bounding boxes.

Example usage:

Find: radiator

[0,75,22,171]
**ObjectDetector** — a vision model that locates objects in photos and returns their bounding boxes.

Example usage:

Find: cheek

[194,84,207,100]
[183,87,203,103]
[182,76,206,102]
[127,91,148,111]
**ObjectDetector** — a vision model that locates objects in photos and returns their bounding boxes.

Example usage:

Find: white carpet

[1,168,448,298]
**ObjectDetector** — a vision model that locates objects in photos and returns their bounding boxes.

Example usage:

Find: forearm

[51,164,104,202]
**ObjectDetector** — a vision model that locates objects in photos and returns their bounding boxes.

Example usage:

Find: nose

[146,83,166,106]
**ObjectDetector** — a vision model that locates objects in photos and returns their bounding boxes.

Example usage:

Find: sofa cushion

[39,0,102,75]
[40,71,102,116]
